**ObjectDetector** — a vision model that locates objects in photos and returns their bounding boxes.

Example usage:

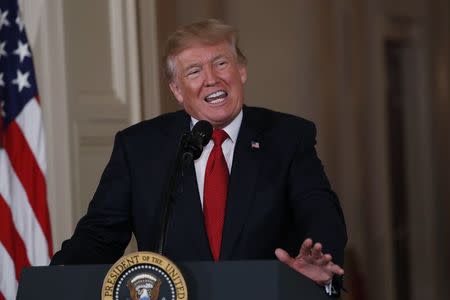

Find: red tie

[204,129,229,261]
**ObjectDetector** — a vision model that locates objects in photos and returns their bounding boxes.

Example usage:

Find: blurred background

[20,0,449,299]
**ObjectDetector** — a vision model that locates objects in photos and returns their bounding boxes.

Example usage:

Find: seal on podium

[102,252,188,300]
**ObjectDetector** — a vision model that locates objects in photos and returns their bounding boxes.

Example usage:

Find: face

[169,41,247,128]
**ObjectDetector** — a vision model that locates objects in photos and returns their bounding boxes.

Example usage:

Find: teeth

[209,98,225,104]
[207,91,226,99]
[205,90,228,103]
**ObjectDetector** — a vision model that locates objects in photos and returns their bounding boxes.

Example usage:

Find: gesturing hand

[275,238,344,285]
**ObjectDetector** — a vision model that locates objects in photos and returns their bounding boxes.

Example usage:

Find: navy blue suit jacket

[51,106,347,266]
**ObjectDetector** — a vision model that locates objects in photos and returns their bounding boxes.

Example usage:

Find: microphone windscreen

[191,120,213,146]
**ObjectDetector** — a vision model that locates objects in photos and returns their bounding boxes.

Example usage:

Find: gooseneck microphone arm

[157,121,212,255]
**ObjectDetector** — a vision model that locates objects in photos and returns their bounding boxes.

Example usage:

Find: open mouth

[204,90,228,104]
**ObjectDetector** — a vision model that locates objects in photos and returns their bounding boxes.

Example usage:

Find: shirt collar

[190,110,243,143]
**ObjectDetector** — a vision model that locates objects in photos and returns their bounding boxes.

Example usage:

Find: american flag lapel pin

[251,141,260,150]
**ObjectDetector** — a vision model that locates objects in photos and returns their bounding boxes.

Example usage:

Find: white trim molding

[21,0,73,250]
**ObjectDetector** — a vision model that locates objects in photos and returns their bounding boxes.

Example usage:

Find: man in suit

[51,19,347,296]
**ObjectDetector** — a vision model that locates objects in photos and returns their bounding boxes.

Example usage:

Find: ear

[169,81,184,104]
[239,64,247,84]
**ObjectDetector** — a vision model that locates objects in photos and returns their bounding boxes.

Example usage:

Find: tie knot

[212,129,228,146]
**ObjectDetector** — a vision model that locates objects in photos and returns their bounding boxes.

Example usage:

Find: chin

[202,108,239,127]
[212,119,233,128]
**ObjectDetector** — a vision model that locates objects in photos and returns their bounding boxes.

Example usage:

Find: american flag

[251,141,260,149]
[0,1,53,299]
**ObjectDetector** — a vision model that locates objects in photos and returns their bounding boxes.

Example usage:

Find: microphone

[183,120,213,161]
[158,120,212,255]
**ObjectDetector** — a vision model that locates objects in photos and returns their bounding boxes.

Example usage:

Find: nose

[203,65,218,87]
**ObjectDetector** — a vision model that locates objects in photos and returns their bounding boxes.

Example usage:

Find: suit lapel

[220,107,265,259]
[172,160,212,259]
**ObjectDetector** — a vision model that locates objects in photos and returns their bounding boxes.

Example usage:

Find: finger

[323,261,345,276]
[313,253,333,266]
[328,262,345,276]
[311,243,323,259]
[322,254,333,264]
[275,248,295,266]
[298,238,313,257]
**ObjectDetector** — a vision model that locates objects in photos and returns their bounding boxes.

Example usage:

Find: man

[51,19,347,296]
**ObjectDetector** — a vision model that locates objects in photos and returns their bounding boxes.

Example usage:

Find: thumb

[275,248,294,266]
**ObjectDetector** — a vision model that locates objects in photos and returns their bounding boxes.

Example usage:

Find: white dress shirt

[191,110,243,208]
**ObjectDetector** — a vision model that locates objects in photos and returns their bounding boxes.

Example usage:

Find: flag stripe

[15,97,47,175]
[1,1,52,296]
[0,194,31,280]
[0,149,50,266]
[0,243,19,300]
[3,122,53,257]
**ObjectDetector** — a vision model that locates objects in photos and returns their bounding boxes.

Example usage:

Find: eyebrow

[183,63,202,72]
[183,54,230,72]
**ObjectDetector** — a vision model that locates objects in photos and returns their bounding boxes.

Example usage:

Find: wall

[22,0,448,299]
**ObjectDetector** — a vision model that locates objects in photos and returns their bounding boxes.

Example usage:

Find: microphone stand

[157,132,193,255]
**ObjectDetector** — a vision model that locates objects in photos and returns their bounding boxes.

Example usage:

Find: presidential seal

[102,252,188,300]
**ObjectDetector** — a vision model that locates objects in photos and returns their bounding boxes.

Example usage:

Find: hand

[275,238,344,285]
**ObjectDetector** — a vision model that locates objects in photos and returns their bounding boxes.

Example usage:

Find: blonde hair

[163,19,247,82]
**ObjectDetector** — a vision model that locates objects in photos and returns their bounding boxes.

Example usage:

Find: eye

[215,60,228,69]
[186,68,200,78]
